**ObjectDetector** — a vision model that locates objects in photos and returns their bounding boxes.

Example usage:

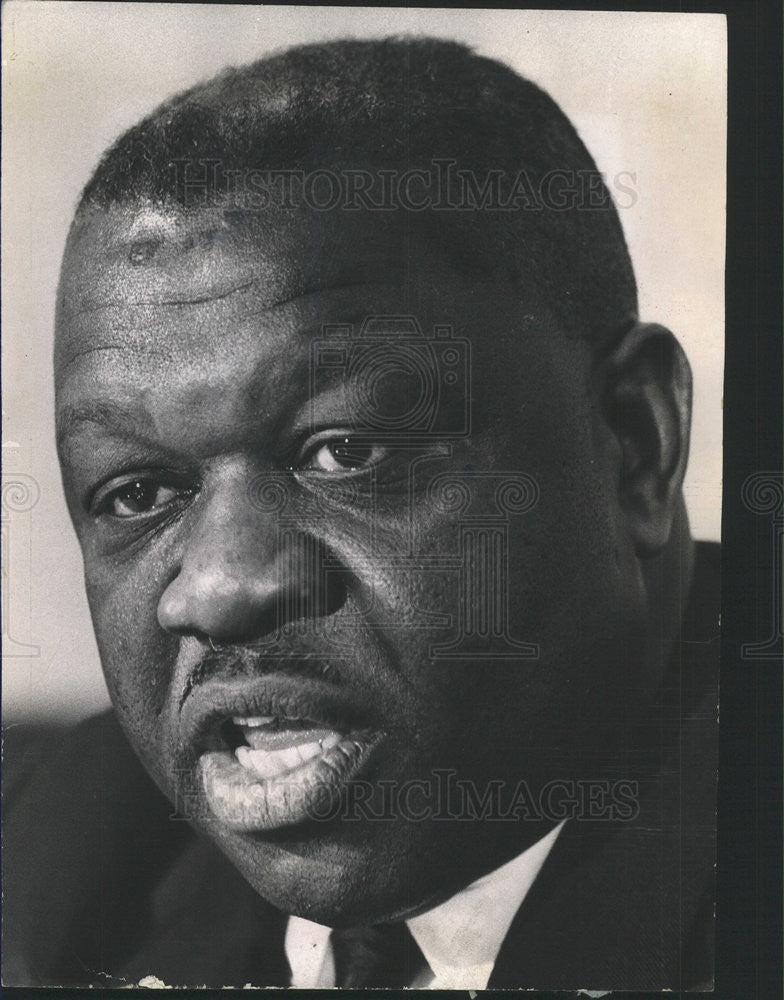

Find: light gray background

[2,4,726,724]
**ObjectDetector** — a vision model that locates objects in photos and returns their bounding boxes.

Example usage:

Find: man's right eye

[93,477,187,518]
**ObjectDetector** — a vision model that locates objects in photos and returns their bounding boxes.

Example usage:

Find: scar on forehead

[122,207,179,264]
[126,226,239,266]
[121,204,252,266]
[128,238,162,265]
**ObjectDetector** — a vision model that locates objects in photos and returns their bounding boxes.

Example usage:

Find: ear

[597,322,693,555]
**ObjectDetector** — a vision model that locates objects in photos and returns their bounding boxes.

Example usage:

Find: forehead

[54,202,572,436]
[57,204,396,345]
[59,204,472,364]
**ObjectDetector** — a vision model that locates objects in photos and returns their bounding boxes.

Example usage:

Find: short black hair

[77,36,637,344]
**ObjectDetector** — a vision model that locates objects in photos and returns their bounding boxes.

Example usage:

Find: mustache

[178,644,339,713]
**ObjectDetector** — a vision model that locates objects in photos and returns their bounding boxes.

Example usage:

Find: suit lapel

[116,832,291,987]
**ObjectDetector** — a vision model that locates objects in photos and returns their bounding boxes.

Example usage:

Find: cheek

[84,549,175,741]
[487,355,635,630]
[499,478,646,761]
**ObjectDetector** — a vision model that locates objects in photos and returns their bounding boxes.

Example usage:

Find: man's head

[55,37,693,925]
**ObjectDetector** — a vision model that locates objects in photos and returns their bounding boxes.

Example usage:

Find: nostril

[322,567,349,619]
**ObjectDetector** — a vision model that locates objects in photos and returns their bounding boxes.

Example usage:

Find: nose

[157,472,344,644]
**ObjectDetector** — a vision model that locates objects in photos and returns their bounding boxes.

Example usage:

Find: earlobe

[599,323,693,555]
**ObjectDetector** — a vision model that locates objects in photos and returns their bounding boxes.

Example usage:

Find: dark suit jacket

[2,543,720,990]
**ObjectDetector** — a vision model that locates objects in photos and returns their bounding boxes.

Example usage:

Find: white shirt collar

[406,820,564,989]
[285,915,335,989]
[285,821,564,989]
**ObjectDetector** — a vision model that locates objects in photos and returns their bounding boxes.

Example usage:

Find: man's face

[56,202,649,924]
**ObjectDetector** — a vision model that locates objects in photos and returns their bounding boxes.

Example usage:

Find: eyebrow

[56,400,160,457]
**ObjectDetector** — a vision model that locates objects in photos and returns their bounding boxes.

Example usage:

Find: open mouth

[183,682,383,832]
[223,714,349,779]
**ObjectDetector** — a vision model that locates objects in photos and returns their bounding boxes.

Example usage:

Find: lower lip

[199,733,379,832]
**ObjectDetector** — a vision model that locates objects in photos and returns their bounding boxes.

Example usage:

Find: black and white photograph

[2,3,772,994]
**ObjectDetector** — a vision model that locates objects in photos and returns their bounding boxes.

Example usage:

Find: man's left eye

[301,438,388,474]
[95,478,183,518]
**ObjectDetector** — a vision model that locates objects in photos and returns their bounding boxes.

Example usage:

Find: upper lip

[177,673,378,761]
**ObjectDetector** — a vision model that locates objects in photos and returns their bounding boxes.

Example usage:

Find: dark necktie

[331,922,427,988]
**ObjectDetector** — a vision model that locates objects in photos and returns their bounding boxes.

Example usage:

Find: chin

[206,819,423,925]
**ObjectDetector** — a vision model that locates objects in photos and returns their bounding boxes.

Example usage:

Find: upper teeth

[232,716,276,727]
